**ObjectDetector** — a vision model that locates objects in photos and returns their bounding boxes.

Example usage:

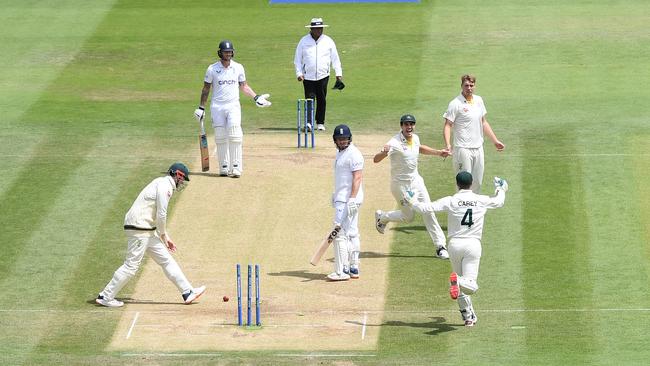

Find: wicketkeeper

[404,171,508,326]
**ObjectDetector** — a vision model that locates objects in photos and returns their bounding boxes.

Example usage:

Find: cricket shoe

[461,309,477,327]
[449,272,459,300]
[327,272,350,281]
[182,285,206,304]
[374,210,387,234]
[302,123,312,132]
[349,267,359,279]
[436,247,449,260]
[231,168,241,178]
[96,295,124,308]
[219,168,229,177]
[316,124,326,131]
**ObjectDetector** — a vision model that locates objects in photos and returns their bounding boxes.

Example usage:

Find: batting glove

[347,197,359,218]
[494,176,509,192]
[193,107,205,122]
[254,94,272,108]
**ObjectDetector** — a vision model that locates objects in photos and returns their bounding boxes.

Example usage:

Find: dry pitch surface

[107,133,397,351]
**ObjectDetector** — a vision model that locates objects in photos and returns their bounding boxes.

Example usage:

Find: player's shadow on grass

[86,298,186,306]
[259,127,297,131]
[360,251,437,260]
[267,269,326,282]
[346,317,457,336]
[392,225,448,234]
[186,172,230,178]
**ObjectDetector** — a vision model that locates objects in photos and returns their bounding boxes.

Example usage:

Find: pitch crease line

[122,353,222,357]
[126,311,139,339]
[361,312,368,340]
[275,353,376,358]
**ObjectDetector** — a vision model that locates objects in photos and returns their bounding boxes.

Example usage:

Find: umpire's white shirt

[417,189,504,240]
[443,94,487,148]
[204,60,246,105]
[333,143,364,203]
[124,176,175,237]
[294,34,342,81]
[386,132,421,183]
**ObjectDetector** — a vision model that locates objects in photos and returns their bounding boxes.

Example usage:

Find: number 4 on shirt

[461,208,474,228]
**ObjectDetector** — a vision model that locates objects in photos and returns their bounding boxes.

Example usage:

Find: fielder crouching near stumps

[95,163,206,307]
[403,171,508,326]
[328,124,364,281]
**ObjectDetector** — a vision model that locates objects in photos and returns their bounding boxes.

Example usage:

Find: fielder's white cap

[306,18,329,28]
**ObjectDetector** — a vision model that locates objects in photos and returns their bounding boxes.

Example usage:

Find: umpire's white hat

[305,18,329,28]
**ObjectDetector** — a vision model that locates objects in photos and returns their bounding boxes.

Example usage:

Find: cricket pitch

[107,133,395,351]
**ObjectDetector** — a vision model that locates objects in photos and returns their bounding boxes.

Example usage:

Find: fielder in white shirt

[373,114,450,259]
[96,163,206,307]
[405,171,508,327]
[328,124,364,281]
[194,40,271,178]
[442,74,505,193]
[294,18,343,131]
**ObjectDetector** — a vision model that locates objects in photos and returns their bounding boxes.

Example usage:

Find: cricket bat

[199,119,209,172]
[310,225,341,266]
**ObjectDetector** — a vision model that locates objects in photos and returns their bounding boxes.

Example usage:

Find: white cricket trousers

[99,231,192,300]
[453,146,484,193]
[333,201,361,267]
[448,237,482,291]
[383,176,446,247]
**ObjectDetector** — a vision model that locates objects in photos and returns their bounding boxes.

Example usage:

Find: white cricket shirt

[386,132,421,183]
[124,176,175,236]
[333,143,364,203]
[294,33,342,81]
[416,189,504,240]
[443,94,487,148]
[204,60,246,105]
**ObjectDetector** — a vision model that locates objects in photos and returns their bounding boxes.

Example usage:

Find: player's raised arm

[373,144,391,163]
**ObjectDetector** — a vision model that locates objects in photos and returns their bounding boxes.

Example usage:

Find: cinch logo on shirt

[218,80,238,85]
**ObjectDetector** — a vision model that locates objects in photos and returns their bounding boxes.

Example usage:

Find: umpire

[294,17,344,132]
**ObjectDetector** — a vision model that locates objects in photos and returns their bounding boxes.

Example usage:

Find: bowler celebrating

[442,74,505,193]
[373,114,450,259]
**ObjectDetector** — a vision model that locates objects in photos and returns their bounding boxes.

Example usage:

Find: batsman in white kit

[95,163,206,307]
[328,124,364,281]
[194,40,271,178]
[405,171,508,326]
[373,114,450,259]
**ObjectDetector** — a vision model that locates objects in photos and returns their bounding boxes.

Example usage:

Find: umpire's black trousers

[303,76,329,126]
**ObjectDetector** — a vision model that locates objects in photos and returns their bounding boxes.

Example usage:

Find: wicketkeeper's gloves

[494,177,509,192]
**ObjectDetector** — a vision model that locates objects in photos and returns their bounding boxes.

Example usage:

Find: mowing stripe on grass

[0,137,92,279]
[26,147,169,360]
[522,129,596,364]
[0,137,156,364]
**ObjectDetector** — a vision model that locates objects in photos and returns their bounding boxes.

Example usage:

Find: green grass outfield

[2,0,649,364]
